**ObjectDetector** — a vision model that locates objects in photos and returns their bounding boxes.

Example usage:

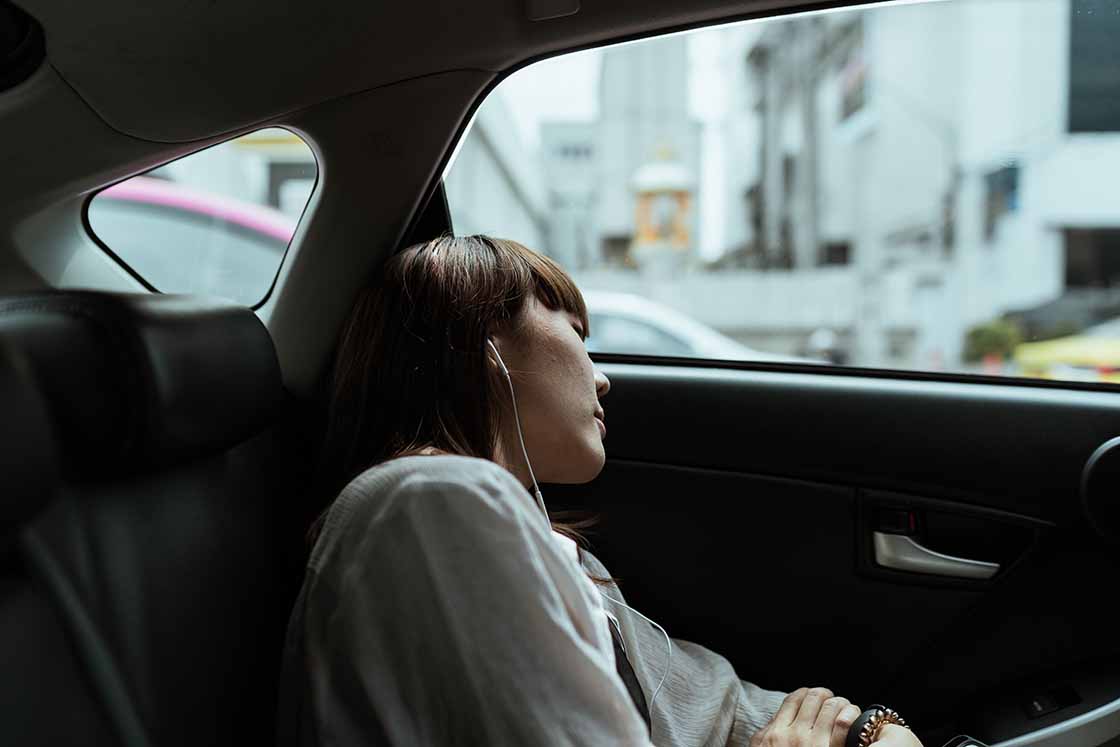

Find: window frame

[82,125,320,310]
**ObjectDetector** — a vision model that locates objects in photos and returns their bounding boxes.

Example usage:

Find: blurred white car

[582,290,818,364]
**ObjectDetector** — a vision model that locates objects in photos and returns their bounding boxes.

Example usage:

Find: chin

[571,437,607,483]
[547,436,606,484]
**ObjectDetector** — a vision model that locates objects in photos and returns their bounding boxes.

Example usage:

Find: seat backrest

[0,340,124,746]
[0,291,299,747]
[0,341,54,526]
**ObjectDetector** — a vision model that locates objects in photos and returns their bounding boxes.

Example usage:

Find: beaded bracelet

[847,704,911,747]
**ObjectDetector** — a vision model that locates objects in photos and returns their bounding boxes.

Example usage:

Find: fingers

[751,688,809,747]
[774,687,810,727]
[752,687,863,747]
[748,689,801,747]
[793,687,834,731]
[826,702,862,747]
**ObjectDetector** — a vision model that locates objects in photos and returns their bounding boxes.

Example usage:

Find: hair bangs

[492,238,590,339]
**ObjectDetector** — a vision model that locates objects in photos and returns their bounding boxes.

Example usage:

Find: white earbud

[486,338,510,377]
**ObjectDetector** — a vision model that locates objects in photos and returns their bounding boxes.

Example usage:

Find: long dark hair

[310,234,598,547]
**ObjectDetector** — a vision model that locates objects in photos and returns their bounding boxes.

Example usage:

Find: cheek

[550,344,603,458]
[528,347,580,423]
[521,334,601,473]
[552,340,593,415]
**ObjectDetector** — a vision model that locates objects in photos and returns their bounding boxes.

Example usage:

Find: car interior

[1,0,1118,745]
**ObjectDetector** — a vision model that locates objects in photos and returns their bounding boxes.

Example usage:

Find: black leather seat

[0,341,55,526]
[0,291,300,746]
[0,340,125,745]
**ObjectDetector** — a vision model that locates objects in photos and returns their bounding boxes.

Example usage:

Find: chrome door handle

[873,531,1000,579]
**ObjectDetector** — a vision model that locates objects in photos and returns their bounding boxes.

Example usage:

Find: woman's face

[490,294,611,486]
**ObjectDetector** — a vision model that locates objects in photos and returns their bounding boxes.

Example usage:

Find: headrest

[0,291,283,475]
[0,341,56,528]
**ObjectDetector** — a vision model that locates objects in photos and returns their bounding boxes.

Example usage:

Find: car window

[443,0,1120,386]
[86,127,316,306]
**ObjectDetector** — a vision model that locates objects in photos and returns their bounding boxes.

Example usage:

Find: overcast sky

[499,49,603,149]
[497,29,733,149]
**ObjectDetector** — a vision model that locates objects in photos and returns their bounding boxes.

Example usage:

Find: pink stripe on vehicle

[99,176,298,243]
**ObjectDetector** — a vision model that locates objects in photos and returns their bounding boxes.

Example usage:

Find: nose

[594,367,611,399]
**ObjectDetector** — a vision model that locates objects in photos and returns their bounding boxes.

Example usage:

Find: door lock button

[876,508,916,535]
[1024,693,1059,718]
[1021,684,1080,720]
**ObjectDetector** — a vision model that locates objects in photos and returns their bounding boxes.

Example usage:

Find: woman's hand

[750,686,862,747]
[871,723,924,747]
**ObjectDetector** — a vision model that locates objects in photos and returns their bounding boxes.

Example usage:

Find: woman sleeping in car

[279,235,923,747]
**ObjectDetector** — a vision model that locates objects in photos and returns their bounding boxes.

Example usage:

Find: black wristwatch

[846,705,990,747]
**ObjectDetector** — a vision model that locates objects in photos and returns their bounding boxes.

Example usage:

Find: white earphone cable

[600,593,673,710]
[491,341,547,519]
[488,338,672,713]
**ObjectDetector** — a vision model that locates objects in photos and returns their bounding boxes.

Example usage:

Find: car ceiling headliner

[18,0,872,143]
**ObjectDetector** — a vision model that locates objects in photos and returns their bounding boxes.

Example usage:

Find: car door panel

[547,359,1118,742]
[577,361,1120,527]
[558,460,985,702]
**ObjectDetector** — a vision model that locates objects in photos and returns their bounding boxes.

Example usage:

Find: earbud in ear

[487,338,510,377]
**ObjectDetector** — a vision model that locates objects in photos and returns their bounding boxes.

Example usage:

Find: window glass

[87,127,316,306]
[587,314,694,357]
[444,0,1120,385]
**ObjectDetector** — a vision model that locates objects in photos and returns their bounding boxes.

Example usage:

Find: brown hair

[311,234,598,549]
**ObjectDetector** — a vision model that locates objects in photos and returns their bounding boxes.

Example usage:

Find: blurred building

[540,122,597,268]
[629,154,694,276]
[444,92,549,250]
[731,0,1120,368]
[541,36,702,270]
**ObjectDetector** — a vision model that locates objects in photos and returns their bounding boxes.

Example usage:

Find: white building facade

[442,0,1120,369]
[731,0,1119,368]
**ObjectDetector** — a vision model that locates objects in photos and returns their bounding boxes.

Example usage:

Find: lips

[594,413,606,439]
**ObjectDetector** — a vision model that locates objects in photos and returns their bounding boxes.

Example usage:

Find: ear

[486,337,510,376]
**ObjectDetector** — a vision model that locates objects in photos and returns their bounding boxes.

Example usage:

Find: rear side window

[444,0,1120,387]
[87,127,316,306]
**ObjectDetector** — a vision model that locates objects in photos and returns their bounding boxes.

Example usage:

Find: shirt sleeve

[302,467,654,747]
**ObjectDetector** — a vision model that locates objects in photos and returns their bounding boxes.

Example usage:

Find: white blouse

[283,454,786,746]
